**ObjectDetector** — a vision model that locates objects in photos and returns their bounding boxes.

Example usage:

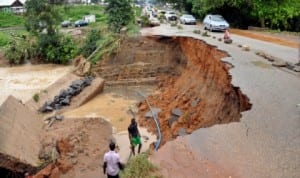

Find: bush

[37,34,77,64]
[79,29,101,58]
[140,15,151,27]
[121,152,162,178]
[33,93,39,102]
[4,33,36,64]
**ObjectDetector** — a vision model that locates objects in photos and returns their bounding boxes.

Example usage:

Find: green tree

[24,0,77,64]
[25,0,61,35]
[105,0,134,33]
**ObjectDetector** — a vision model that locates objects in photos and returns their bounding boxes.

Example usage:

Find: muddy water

[0,64,71,105]
[63,85,157,132]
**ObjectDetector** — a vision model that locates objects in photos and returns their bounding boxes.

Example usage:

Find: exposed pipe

[137,91,162,151]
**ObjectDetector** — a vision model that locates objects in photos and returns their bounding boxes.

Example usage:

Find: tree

[105,0,134,33]
[25,0,61,35]
[24,0,77,64]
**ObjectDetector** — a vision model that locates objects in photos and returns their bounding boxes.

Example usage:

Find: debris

[224,39,233,44]
[39,76,95,113]
[241,45,250,51]
[168,115,179,128]
[171,108,183,117]
[178,128,187,136]
[286,62,295,70]
[293,66,300,72]
[191,99,200,107]
[144,107,162,118]
[272,59,286,67]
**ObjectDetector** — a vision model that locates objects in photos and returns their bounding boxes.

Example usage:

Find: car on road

[74,20,88,27]
[165,11,177,21]
[179,14,196,25]
[203,14,229,31]
[61,20,71,28]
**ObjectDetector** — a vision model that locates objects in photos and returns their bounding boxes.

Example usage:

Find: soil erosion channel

[91,36,252,144]
[0,36,251,178]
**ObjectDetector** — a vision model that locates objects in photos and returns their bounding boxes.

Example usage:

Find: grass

[0,30,29,48]
[0,12,25,28]
[56,5,107,24]
[120,151,163,178]
[33,93,40,102]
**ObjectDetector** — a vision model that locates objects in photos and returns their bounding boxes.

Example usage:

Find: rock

[51,147,60,161]
[191,99,200,107]
[57,159,73,174]
[144,107,161,118]
[34,164,54,178]
[168,115,179,128]
[178,128,187,136]
[218,38,222,41]
[61,97,70,105]
[49,167,60,178]
[57,139,72,155]
[55,115,64,121]
[71,158,78,165]
[272,59,286,67]
[224,39,232,44]
[286,62,295,70]
[293,66,300,72]
[241,45,250,51]
[171,108,183,117]
[139,104,148,111]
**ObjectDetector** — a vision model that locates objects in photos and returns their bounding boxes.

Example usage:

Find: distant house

[0,0,27,14]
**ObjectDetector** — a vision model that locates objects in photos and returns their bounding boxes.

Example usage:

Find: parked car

[74,20,88,27]
[179,14,196,25]
[61,20,71,27]
[165,11,177,21]
[203,14,229,31]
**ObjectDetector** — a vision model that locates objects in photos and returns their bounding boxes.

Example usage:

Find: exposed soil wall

[92,36,187,82]
[136,37,252,143]
[91,35,251,144]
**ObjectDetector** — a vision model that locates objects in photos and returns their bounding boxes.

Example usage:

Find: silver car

[179,14,196,25]
[203,14,229,31]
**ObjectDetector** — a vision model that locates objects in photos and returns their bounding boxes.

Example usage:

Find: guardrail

[137,91,162,151]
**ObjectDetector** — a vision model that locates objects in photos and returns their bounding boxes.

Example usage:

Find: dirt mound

[35,117,113,178]
[137,37,251,143]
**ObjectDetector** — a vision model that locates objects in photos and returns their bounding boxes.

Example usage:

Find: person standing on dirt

[103,142,124,178]
[128,118,142,155]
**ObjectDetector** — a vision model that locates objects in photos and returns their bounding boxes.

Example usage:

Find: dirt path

[230,29,299,48]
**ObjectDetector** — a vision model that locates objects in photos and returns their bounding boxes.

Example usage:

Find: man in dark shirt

[128,118,142,155]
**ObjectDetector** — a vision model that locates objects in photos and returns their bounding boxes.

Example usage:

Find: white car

[165,11,177,21]
[203,14,229,31]
[179,14,196,25]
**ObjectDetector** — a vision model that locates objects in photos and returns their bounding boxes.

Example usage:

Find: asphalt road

[143,24,300,177]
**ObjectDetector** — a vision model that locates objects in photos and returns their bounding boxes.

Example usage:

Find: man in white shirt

[103,142,124,178]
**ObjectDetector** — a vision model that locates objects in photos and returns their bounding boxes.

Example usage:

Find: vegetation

[0,12,25,28]
[79,29,102,58]
[33,93,40,102]
[37,33,77,64]
[4,33,36,64]
[105,0,134,33]
[56,5,107,24]
[121,152,162,178]
[160,0,300,31]
[0,32,10,47]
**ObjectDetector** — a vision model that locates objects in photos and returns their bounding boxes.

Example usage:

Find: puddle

[63,85,157,132]
[0,64,71,105]
[251,61,271,68]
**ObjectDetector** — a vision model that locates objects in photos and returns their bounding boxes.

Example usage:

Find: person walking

[103,142,123,178]
[128,118,142,156]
